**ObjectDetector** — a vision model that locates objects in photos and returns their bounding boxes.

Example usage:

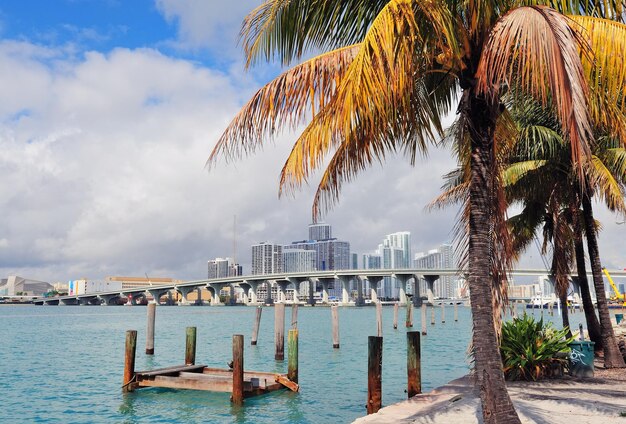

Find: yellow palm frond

[207,45,358,167]
[279,0,460,198]
[569,16,626,140]
[501,160,548,186]
[477,6,593,174]
[589,155,626,212]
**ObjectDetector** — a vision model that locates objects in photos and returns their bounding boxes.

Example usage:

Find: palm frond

[477,6,593,174]
[588,155,626,212]
[277,0,460,210]
[208,45,358,167]
[502,160,548,186]
[241,0,389,67]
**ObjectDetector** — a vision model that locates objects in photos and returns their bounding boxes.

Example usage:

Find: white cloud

[2,34,625,286]
[155,0,262,58]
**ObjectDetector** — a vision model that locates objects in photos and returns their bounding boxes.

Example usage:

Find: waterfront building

[414,243,455,298]
[362,254,382,269]
[251,242,283,275]
[351,253,359,270]
[373,231,412,299]
[308,222,332,241]
[105,276,180,289]
[207,257,242,279]
[283,224,351,271]
[283,249,316,273]
[0,275,53,296]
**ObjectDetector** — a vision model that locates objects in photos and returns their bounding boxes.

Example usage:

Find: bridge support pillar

[395,274,413,305]
[176,286,196,306]
[276,280,289,303]
[208,284,226,305]
[337,275,354,305]
[318,278,334,304]
[288,277,308,304]
[423,275,439,305]
[366,276,383,303]
[147,289,170,305]
[246,281,260,305]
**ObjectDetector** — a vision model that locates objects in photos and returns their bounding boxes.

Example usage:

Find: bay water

[0,304,588,423]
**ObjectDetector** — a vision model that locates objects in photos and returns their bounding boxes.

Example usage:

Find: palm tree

[502,101,626,365]
[210,2,626,422]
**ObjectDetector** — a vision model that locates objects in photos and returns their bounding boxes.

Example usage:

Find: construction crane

[602,268,626,305]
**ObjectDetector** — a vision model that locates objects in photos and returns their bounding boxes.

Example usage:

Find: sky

[1,1,624,284]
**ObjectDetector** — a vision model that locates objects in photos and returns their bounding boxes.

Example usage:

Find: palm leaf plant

[500,314,574,381]
[209,1,626,422]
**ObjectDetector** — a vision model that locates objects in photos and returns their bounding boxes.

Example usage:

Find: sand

[354,320,626,423]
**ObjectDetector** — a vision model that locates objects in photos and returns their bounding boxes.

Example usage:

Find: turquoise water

[0,304,590,423]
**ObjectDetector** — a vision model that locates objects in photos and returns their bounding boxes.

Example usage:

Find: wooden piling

[421,306,427,336]
[441,303,445,323]
[123,330,137,393]
[275,303,285,360]
[407,331,421,398]
[376,301,383,337]
[454,303,458,322]
[331,305,340,349]
[232,334,244,405]
[405,301,413,328]
[251,306,262,346]
[291,304,298,329]
[146,302,156,355]
[185,326,196,365]
[367,336,383,414]
[393,303,399,329]
[431,305,436,325]
[288,329,298,383]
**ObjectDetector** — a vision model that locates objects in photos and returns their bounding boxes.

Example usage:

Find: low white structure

[0,276,53,296]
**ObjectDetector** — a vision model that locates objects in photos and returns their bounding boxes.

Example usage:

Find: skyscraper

[308,223,332,241]
[284,223,350,271]
[283,249,316,272]
[251,242,283,275]
[366,231,412,299]
[208,258,230,279]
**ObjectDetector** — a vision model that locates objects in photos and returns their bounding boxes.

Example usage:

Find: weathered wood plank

[139,375,233,392]
[135,364,206,377]
[275,375,299,392]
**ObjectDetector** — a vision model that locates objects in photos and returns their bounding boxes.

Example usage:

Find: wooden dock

[129,364,297,397]
[122,330,299,402]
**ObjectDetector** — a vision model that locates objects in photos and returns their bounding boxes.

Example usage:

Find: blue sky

[1,1,169,50]
[0,1,623,283]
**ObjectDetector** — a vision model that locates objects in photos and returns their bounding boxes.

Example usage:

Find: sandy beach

[355,325,626,423]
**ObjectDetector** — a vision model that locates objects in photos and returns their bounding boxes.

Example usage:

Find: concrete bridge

[32,268,626,306]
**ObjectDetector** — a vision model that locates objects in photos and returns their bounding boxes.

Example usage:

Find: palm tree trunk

[571,201,602,348]
[581,191,625,368]
[466,91,521,424]
[559,289,572,338]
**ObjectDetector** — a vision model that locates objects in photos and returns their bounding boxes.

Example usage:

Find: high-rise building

[372,232,412,298]
[251,242,283,275]
[284,223,350,272]
[283,249,316,272]
[351,253,359,270]
[308,223,332,241]
[208,258,230,279]
[362,254,382,269]
[414,243,455,298]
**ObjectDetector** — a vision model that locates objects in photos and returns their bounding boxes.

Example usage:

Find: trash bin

[616,313,624,325]
[568,341,595,378]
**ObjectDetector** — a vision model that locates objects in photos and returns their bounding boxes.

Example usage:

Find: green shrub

[500,314,574,381]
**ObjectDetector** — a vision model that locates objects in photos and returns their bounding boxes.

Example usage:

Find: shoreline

[355,324,626,423]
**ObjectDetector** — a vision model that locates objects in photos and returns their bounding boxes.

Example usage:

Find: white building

[251,242,283,275]
[0,276,53,296]
[283,249,316,273]
[375,231,412,299]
